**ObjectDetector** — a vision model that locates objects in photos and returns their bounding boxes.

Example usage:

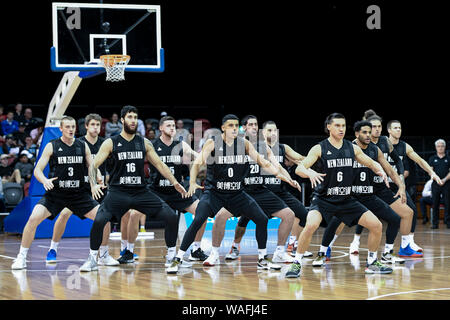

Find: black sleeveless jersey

[264,143,286,193]
[313,139,355,203]
[391,140,407,179]
[205,136,250,194]
[352,141,378,197]
[108,134,147,189]
[373,135,391,191]
[149,138,185,194]
[244,139,268,192]
[47,138,86,194]
[78,136,106,185]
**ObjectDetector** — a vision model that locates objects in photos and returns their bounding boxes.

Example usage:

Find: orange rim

[99,54,130,67]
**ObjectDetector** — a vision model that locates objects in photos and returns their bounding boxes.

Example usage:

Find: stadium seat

[2,182,24,211]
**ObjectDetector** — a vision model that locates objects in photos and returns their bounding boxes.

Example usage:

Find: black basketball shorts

[38,190,99,220]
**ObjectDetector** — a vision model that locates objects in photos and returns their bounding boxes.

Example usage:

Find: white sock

[319,245,328,253]
[50,241,59,252]
[401,235,410,249]
[99,245,108,257]
[384,243,394,254]
[176,250,185,259]
[294,240,298,247]
[90,249,98,259]
[294,253,303,265]
[127,242,135,253]
[353,234,361,243]
[121,240,128,252]
[258,248,267,260]
[232,242,239,248]
[192,241,201,252]
[167,247,176,260]
[19,246,29,258]
[329,235,338,248]
[211,246,220,256]
[409,233,415,243]
[275,245,285,253]
[367,251,377,264]
[288,236,296,245]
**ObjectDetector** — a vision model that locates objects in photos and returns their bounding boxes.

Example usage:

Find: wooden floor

[1,223,449,300]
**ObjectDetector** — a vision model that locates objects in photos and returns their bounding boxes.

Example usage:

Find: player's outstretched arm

[181,140,199,165]
[145,138,186,196]
[246,140,280,177]
[185,139,214,198]
[376,146,406,203]
[405,143,443,185]
[266,145,301,191]
[294,144,325,188]
[33,142,58,191]
[284,144,306,163]
[89,138,112,199]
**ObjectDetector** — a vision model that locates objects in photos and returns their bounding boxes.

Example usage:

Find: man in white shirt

[419,179,433,224]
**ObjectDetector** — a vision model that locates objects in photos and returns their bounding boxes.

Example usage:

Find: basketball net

[99,55,131,82]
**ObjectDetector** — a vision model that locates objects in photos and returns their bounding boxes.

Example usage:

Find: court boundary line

[366,287,450,300]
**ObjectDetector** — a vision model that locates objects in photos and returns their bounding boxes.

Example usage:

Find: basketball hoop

[99,55,131,82]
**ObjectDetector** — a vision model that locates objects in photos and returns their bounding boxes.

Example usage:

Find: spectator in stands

[30,120,44,146]
[137,119,146,136]
[13,122,27,147]
[146,128,156,143]
[23,108,37,135]
[13,103,25,123]
[428,138,450,229]
[198,128,221,152]
[0,154,21,184]
[105,112,122,137]
[420,178,433,225]
[22,136,38,160]
[0,104,6,122]
[176,119,184,131]
[2,134,20,157]
[1,111,19,136]
[14,151,34,182]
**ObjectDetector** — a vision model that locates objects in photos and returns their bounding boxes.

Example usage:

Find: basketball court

[1,222,449,300]
[1,1,449,307]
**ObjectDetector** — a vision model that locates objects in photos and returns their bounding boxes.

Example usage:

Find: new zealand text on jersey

[159,155,181,164]
[327,158,353,168]
[57,156,83,164]
[217,155,247,164]
[117,151,143,160]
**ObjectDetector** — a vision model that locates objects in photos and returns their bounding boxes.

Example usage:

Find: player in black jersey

[261,121,312,256]
[347,114,422,257]
[44,113,118,266]
[285,113,392,278]
[218,117,312,264]
[80,106,186,272]
[11,116,103,270]
[123,115,209,264]
[387,120,443,253]
[312,121,407,267]
[204,116,300,266]
[167,114,295,274]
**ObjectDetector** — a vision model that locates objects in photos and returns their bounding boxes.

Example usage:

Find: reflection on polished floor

[1,224,449,300]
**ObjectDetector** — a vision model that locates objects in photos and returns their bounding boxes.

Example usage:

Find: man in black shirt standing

[80,106,186,272]
[11,116,103,270]
[387,120,443,250]
[428,139,450,228]
[45,114,118,266]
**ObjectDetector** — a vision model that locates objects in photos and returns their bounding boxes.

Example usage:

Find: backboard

[51,2,163,72]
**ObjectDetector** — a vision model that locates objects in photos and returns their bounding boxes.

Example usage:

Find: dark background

[0,0,448,136]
